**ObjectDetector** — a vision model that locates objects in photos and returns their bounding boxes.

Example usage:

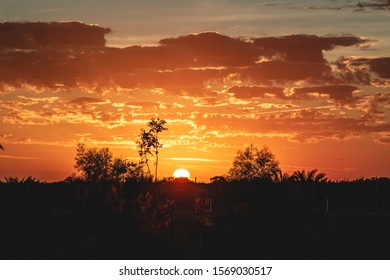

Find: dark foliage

[0,177,390,259]
[74,143,145,183]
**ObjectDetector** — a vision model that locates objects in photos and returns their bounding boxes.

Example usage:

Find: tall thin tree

[136,118,168,183]
[148,118,168,183]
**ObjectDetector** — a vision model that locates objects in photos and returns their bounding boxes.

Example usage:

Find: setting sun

[173,168,190,179]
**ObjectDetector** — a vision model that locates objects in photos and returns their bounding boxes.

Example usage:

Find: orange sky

[0,2,389,182]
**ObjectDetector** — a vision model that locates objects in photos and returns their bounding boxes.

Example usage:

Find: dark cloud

[293,85,359,102]
[352,57,390,79]
[308,0,389,11]
[96,32,259,71]
[228,85,361,103]
[0,48,103,91]
[332,57,390,86]
[159,32,259,67]
[332,57,371,85]
[0,21,110,49]
[240,61,332,82]
[355,0,390,10]
[68,97,106,105]
[0,22,385,97]
[253,34,368,63]
[228,86,285,99]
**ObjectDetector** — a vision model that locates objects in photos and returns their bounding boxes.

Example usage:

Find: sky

[0,0,389,182]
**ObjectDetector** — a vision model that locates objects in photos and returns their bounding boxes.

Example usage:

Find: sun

[173,168,190,179]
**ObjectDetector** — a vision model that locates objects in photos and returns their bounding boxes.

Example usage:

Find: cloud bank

[0,21,389,147]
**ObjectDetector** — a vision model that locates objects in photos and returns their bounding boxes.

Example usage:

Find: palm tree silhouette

[292,169,327,221]
[292,169,327,183]
[273,169,291,183]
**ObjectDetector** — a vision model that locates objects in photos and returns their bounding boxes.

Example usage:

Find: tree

[3,176,39,184]
[228,144,281,182]
[210,176,227,184]
[75,143,113,182]
[137,129,154,180]
[292,169,327,183]
[74,143,143,183]
[136,118,168,183]
[111,157,144,182]
[273,169,292,183]
[0,144,4,150]
[292,169,327,220]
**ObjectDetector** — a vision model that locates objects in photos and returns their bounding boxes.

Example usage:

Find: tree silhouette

[75,143,112,182]
[228,144,280,182]
[136,118,168,183]
[75,143,143,183]
[137,129,154,180]
[273,169,292,183]
[3,176,39,184]
[111,157,144,182]
[292,169,327,220]
[292,169,327,183]
[210,175,227,184]
[0,144,4,150]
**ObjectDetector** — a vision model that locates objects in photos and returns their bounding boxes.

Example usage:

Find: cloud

[239,61,332,83]
[0,155,41,160]
[113,68,223,96]
[158,32,259,67]
[228,86,285,99]
[197,108,390,143]
[253,34,369,63]
[308,0,389,11]
[0,23,376,94]
[359,92,390,121]
[68,97,107,106]
[355,0,390,10]
[0,133,31,144]
[228,85,362,103]
[375,133,390,144]
[332,57,372,85]
[166,157,221,163]
[352,57,390,79]
[331,57,390,86]
[293,85,359,102]
[0,21,110,49]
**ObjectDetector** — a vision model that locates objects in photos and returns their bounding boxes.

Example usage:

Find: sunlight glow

[173,168,190,178]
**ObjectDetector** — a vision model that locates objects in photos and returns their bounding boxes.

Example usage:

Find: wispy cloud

[0,155,42,160]
[166,157,226,163]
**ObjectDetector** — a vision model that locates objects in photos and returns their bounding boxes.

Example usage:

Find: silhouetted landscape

[1,175,390,259]
[1,119,390,260]
[0,6,389,265]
